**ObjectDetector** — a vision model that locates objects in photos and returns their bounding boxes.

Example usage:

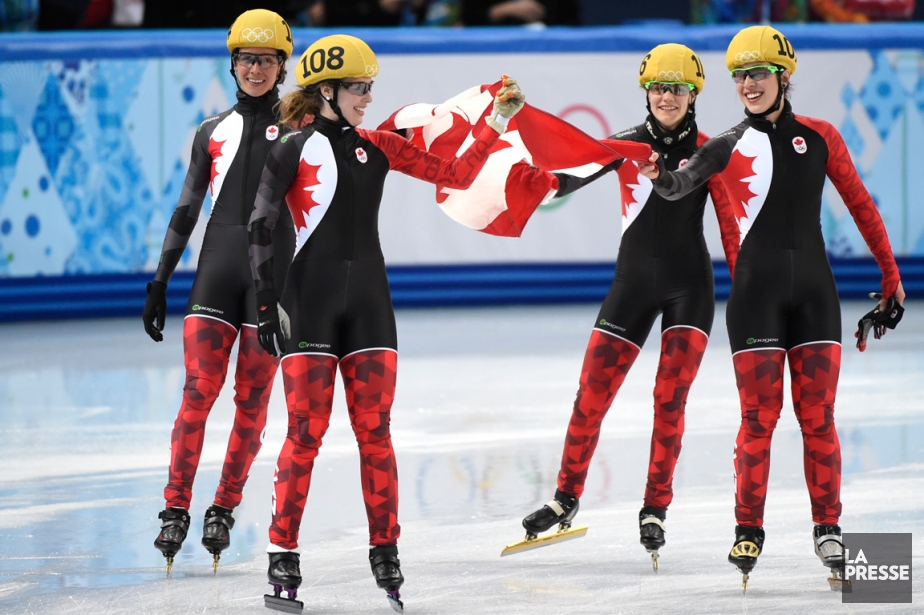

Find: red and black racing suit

[248,114,502,550]
[651,100,901,527]
[153,89,295,512]
[553,116,739,514]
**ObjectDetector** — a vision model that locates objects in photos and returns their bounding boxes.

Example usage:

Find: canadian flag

[379,81,651,237]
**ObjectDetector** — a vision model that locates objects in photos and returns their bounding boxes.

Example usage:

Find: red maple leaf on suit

[289,159,323,214]
[721,149,759,222]
[208,138,227,195]
[617,161,642,219]
[794,137,805,147]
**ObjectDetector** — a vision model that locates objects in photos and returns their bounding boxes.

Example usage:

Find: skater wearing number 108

[144,10,296,573]
[512,44,740,567]
[640,25,906,591]
[247,34,531,613]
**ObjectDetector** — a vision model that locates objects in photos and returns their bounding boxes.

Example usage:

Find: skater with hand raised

[248,34,527,613]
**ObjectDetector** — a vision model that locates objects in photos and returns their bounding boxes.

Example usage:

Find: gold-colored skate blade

[264,594,304,613]
[501,525,588,556]
[164,556,174,574]
[212,553,220,572]
[742,572,749,593]
[827,572,852,593]
[651,551,659,572]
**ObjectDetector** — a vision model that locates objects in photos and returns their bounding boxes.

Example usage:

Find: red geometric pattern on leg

[214,326,280,510]
[340,349,401,546]
[644,327,709,509]
[557,330,640,498]
[789,343,843,525]
[268,353,337,550]
[164,316,236,509]
[732,349,785,527]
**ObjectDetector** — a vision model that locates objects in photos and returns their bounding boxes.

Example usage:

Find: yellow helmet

[639,43,705,93]
[726,25,797,75]
[296,35,379,88]
[227,9,293,58]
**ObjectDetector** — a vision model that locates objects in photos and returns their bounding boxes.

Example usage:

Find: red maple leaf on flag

[288,159,323,215]
[722,149,759,222]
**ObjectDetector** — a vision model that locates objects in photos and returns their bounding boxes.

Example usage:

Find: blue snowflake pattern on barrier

[31,74,75,177]
[0,85,23,207]
[860,51,906,142]
[55,60,154,273]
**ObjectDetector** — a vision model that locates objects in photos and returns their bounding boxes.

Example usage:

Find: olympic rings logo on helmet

[726,26,797,75]
[659,70,685,82]
[735,51,761,63]
[638,43,705,93]
[241,27,274,44]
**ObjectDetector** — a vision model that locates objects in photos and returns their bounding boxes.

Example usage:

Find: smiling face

[647,87,695,131]
[233,47,282,98]
[320,78,373,127]
[735,62,789,117]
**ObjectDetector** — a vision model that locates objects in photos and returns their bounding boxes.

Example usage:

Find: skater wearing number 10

[510,44,739,568]
[247,34,530,613]
[640,25,905,591]
[144,9,296,573]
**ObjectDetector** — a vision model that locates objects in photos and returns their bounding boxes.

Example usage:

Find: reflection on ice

[0,303,921,613]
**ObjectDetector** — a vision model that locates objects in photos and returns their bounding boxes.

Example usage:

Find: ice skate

[153,507,190,573]
[264,552,303,613]
[814,524,851,592]
[728,524,764,593]
[201,505,235,571]
[370,545,404,613]
[502,489,587,556]
[639,506,666,572]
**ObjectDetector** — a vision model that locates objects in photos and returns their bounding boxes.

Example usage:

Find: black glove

[256,290,290,357]
[855,292,904,352]
[142,281,167,342]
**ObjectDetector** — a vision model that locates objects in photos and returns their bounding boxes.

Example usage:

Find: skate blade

[501,525,588,556]
[387,591,403,613]
[828,576,852,593]
[165,556,174,574]
[651,551,659,572]
[741,573,749,594]
[264,594,304,613]
[212,554,220,573]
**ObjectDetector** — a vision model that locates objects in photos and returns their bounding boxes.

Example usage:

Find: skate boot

[154,507,190,573]
[523,489,580,536]
[814,524,850,592]
[728,524,765,593]
[264,551,303,613]
[370,545,404,613]
[502,489,587,555]
[639,506,666,572]
[201,505,235,571]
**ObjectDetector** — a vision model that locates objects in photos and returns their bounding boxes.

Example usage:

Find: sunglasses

[730,65,782,83]
[645,82,694,96]
[339,81,374,96]
[234,53,283,69]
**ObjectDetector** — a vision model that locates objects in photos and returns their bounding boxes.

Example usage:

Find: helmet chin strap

[747,73,786,120]
[324,85,352,127]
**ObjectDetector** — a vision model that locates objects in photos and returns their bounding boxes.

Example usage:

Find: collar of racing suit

[312,113,353,138]
[745,99,796,132]
[644,111,696,148]
[233,87,280,117]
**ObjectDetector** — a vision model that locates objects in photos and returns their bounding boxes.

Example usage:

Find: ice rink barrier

[1,24,923,321]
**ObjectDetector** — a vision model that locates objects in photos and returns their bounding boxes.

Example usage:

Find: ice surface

[0,302,921,613]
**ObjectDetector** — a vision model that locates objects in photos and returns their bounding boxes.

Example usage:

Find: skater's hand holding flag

[378,77,652,237]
